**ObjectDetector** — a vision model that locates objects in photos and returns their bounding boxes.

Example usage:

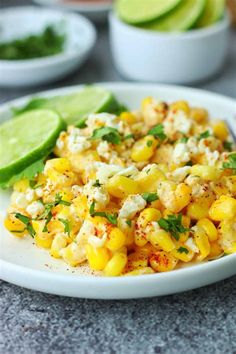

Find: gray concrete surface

[0,1,236,353]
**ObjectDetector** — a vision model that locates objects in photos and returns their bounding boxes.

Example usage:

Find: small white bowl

[33,0,112,22]
[0,7,96,87]
[109,13,230,84]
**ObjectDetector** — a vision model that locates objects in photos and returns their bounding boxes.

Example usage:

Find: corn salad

[4,98,236,276]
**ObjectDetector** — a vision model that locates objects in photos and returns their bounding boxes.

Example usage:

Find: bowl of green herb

[0,6,96,87]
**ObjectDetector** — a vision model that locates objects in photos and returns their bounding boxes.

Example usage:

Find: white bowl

[0,82,235,299]
[33,0,112,22]
[0,7,96,87]
[109,13,230,84]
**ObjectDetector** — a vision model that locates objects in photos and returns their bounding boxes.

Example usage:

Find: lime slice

[140,0,206,31]
[14,87,121,126]
[195,0,225,28]
[0,109,65,184]
[116,0,182,24]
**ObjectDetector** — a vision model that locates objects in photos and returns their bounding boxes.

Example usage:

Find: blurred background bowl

[0,6,96,87]
[33,0,113,22]
[109,12,230,84]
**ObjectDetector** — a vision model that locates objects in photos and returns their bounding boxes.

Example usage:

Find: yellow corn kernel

[120,111,136,124]
[32,220,53,249]
[106,175,139,198]
[193,226,210,260]
[73,194,88,219]
[125,267,154,276]
[197,218,218,242]
[61,242,86,266]
[47,219,65,235]
[104,252,127,276]
[170,101,190,115]
[171,246,194,262]
[141,97,152,110]
[212,121,228,141]
[45,158,72,174]
[218,219,236,254]
[131,136,157,162]
[126,252,149,271]
[50,234,68,258]
[86,244,110,271]
[208,241,223,259]
[224,176,236,196]
[149,251,178,272]
[187,202,209,220]
[106,227,126,251]
[209,195,236,221]
[137,208,161,227]
[190,108,208,123]
[149,230,175,252]
[135,164,166,192]
[158,181,191,213]
[13,178,29,192]
[179,215,191,242]
[190,165,221,181]
[4,215,27,237]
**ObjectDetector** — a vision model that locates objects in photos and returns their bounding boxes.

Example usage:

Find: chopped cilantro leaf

[89,201,117,225]
[222,153,236,173]
[223,141,233,152]
[93,179,102,187]
[14,213,35,237]
[146,140,153,147]
[199,130,211,139]
[177,247,189,254]
[124,134,135,140]
[142,192,159,203]
[90,127,121,145]
[147,124,166,141]
[59,218,71,235]
[126,220,132,227]
[180,137,189,143]
[158,214,189,241]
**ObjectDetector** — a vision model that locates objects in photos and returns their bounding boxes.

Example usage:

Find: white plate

[33,0,113,22]
[0,83,236,299]
[0,7,96,87]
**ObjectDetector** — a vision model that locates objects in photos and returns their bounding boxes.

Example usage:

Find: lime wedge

[140,0,206,31]
[0,109,65,184]
[14,87,121,126]
[116,0,182,24]
[195,0,225,28]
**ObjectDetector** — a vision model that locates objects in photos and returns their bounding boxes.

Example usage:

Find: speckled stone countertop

[0,1,236,353]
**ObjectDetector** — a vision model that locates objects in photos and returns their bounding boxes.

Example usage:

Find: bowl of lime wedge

[109,0,230,84]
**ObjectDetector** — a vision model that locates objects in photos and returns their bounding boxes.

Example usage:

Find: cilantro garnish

[180,137,189,143]
[223,141,233,152]
[126,220,132,227]
[158,214,189,241]
[89,201,118,225]
[59,218,71,235]
[124,134,135,140]
[142,192,159,203]
[93,179,102,187]
[222,153,236,173]
[90,127,121,145]
[147,124,166,141]
[37,194,71,232]
[14,213,35,238]
[199,130,211,139]
[177,247,189,254]
[146,140,153,147]
[76,117,87,129]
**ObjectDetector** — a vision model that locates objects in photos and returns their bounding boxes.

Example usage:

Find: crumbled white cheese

[173,111,192,134]
[83,181,110,209]
[172,143,190,165]
[95,163,138,184]
[68,134,91,154]
[168,166,191,183]
[56,138,64,150]
[87,113,118,129]
[88,223,107,248]
[11,191,28,208]
[35,187,43,198]
[25,188,35,202]
[26,201,44,218]
[185,237,199,253]
[119,195,146,219]
[96,141,111,159]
